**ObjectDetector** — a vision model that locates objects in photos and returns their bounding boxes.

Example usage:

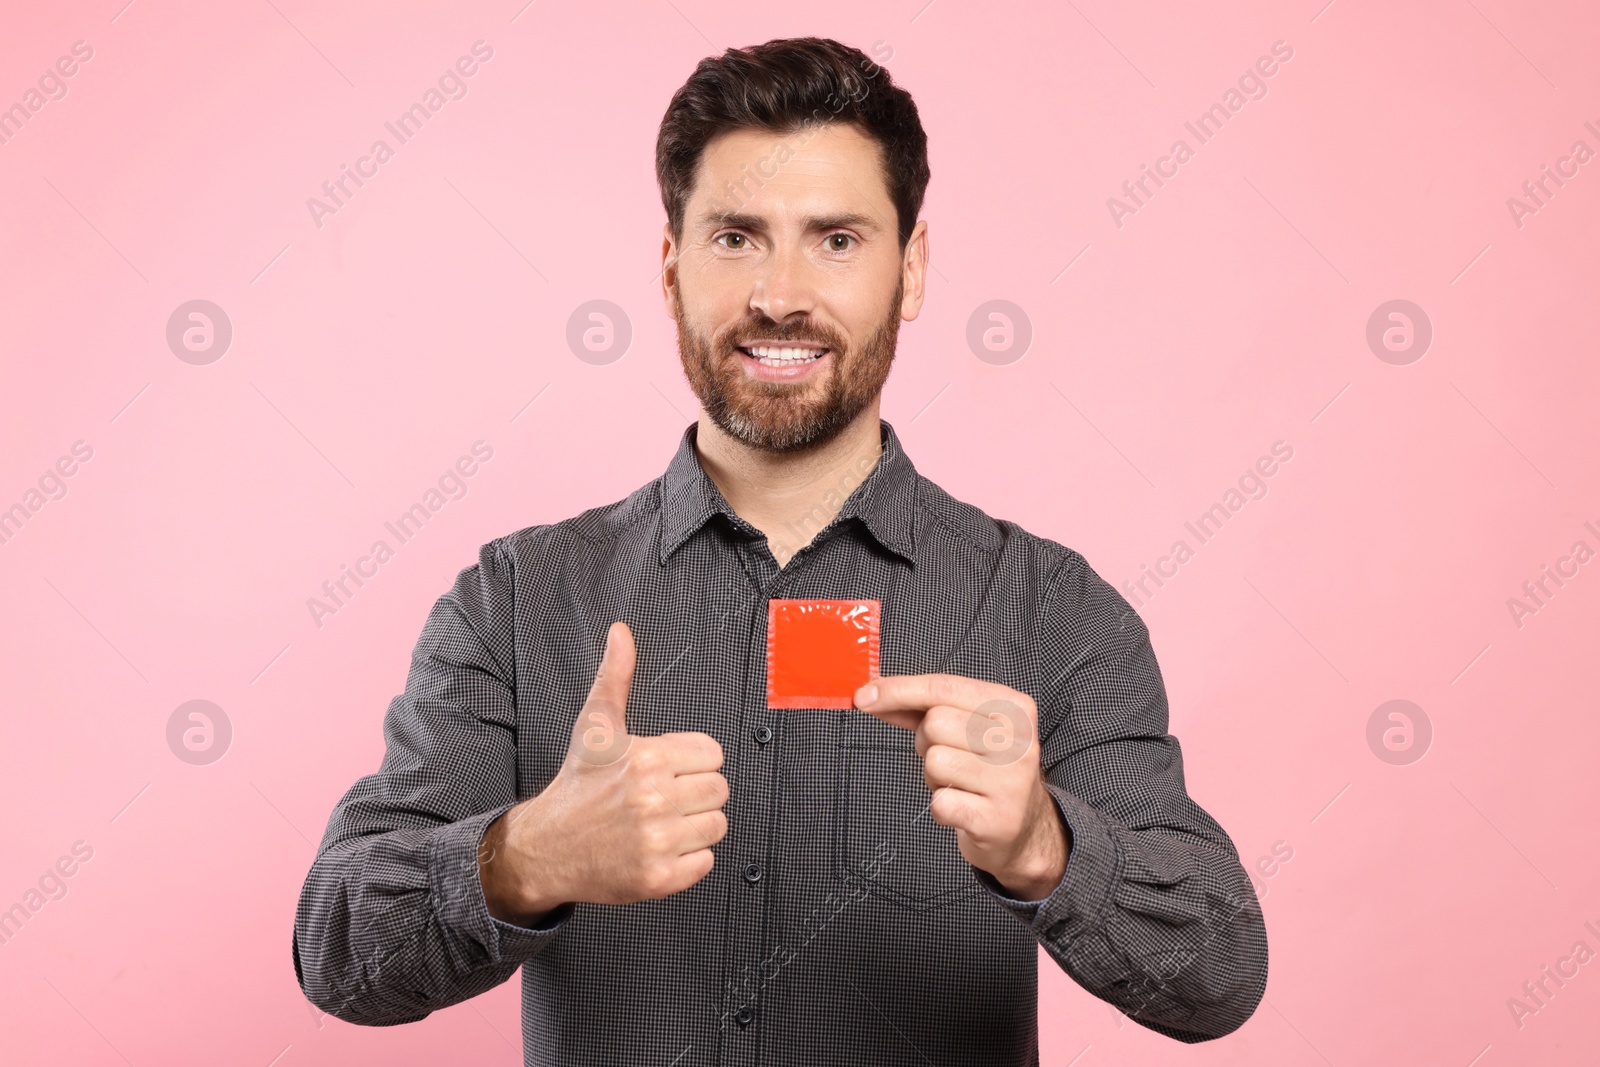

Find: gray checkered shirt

[293,419,1268,1065]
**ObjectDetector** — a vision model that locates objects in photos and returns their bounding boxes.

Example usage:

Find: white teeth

[745,345,825,365]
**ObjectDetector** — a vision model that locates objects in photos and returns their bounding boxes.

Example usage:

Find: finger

[916,703,1037,765]
[663,770,730,815]
[585,621,636,729]
[569,623,637,763]
[914,705,974,756]
[855,674,1029,723]
[652,792,729,854]
[854,703,925,730]
[649,731,725,775]
[920,742,1002,796]
[640,848,718,900]
[683,809,729,851]
[672,846,718,890]
[568,702,630,767]
[926,784,988,831]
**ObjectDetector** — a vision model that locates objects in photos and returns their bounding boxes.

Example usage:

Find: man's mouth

[736,344,829,367]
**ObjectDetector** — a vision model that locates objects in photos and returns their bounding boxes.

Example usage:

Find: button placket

[720,546,782,1058]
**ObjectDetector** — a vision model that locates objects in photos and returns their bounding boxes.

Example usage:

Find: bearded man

[293,35,1268,1067]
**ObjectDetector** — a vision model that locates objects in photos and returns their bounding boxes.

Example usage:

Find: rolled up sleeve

[292,538,572,1026]
[976,550,1268,1042]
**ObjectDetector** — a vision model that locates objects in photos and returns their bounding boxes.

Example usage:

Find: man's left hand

[853,674,1071,902]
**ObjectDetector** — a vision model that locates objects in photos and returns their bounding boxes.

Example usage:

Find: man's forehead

[688,124,892,221]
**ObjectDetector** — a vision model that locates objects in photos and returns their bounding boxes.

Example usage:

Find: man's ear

[661,223,680,320]
[899,219,929,322]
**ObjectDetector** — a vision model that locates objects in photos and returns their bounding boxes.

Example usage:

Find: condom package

[766,598,881,709]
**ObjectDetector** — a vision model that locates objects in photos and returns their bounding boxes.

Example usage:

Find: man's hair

[656,37,930,250]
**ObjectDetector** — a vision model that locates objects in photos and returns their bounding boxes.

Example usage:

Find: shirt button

[743,863,763,884]
[1047,920,1068,940]
[753,725,773,745]
[734,1004,756,1028]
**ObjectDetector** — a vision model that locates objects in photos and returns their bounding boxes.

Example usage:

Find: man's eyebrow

[695,210,883,234]
[699,211,766,232]
[807,212,881,232]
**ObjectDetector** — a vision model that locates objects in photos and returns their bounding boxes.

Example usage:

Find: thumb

[589,620,636,722]
[570,621,635,765]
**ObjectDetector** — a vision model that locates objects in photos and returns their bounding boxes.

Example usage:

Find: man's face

[664,123,926,453]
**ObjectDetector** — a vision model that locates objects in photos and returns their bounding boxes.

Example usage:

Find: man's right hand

[478,620,729,926]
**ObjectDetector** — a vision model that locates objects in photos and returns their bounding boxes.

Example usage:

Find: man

[294,36,1267,1065]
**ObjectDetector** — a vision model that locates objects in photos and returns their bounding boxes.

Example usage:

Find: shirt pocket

[833,713,985,912]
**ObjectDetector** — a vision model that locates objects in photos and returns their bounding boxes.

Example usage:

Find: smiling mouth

[736,344,829,367]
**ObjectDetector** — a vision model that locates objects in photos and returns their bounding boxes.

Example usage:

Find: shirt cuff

[976,782,1123,946]
[428,803,575,965]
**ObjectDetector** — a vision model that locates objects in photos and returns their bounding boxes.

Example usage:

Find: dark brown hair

[656,37,930,249]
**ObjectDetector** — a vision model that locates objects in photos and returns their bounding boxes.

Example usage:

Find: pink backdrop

[2,1,1597,1063]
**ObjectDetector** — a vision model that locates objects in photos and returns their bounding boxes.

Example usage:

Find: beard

[673,277,903,453]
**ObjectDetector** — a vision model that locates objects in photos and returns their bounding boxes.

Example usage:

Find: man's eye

[718,233,748,249]
[826,234,854,251]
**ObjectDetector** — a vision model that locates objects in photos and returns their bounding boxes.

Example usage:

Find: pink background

[2,0,1597,1063]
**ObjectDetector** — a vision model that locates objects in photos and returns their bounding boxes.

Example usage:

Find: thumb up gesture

[480,622,730,925]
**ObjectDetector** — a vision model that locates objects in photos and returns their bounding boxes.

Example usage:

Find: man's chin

[708,401,845,454]
[712,416,812,453]
[719,386,882,452]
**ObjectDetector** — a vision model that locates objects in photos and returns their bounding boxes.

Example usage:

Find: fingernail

[855,684,878,708]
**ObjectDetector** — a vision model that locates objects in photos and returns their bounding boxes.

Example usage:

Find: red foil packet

[766,598,881,709]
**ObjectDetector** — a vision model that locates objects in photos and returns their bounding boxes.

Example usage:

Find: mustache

[720,321,844,351]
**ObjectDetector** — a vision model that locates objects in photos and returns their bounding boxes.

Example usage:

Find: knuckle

[640,823,670,854]
[640,862,676,898]
[627,784,664,817]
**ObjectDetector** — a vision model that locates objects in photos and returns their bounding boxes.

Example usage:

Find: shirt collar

[658,419,919,566]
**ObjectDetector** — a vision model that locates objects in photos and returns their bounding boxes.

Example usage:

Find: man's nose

[748,242,818,322]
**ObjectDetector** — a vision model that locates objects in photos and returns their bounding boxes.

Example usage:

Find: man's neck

[694,405,885,567]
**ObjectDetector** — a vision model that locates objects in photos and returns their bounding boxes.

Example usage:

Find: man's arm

[856,549,1267,1042]
[292,539,572,1026]
[989,550,1268,1042]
